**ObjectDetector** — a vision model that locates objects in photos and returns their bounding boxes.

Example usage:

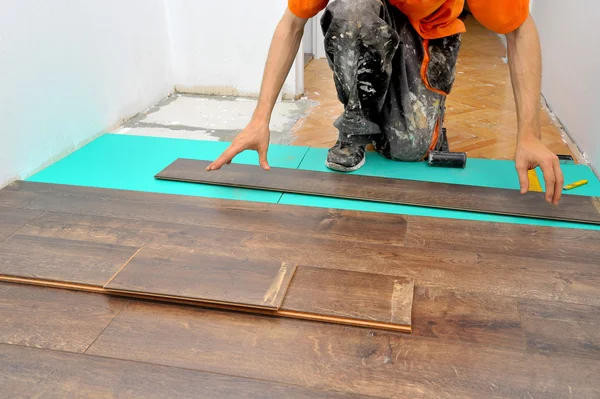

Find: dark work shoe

[325,141,366,172]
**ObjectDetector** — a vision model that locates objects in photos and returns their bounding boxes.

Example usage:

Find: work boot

[325,140,366,172]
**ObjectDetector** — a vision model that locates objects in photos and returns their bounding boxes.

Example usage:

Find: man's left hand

[515,133,564,205]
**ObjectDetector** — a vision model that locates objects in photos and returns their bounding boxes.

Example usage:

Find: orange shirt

[288,0,530,39]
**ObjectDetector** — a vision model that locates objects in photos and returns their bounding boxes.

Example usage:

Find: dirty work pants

[321,0,461,161]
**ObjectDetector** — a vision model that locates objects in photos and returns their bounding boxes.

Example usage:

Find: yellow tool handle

[527,169,543,192]
[564,180,588,191]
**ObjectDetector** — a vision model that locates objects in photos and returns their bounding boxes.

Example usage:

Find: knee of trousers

[325,0,383,19]
[380,125,438,162]
[322,0,385,38]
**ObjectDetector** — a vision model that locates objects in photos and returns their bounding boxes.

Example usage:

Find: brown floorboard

[155,158,600,225]
[0,234,140,286]
[405,215,600,264]
[0,283,127,352]
[0,181,408,246]
[0,344,361,399]
[105,245,296,310]
[85,300,600,398]
[519,299,600,361]
[411,286,524,349]
[0,206,43,241]
[281,267,413,327]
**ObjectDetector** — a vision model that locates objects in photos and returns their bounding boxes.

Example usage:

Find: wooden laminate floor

[293,15,576,160]
[1,181,600,398]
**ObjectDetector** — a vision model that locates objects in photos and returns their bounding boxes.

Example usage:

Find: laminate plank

[281,267,413,327]
[18,210,250,248]
[411,286,524,349]
[0,234,140,286]
[405,215,600,264]
[519,299,600,360]
[0,344,360,399]
[6,181,599,266]
[1,211,413,331]
[105,245,297,310]
[0,180,408,246]
[0,283,127,352]
[0,207,43,241]
[15,210,600,308]
[156,158,600,225]
[86,301,600,398]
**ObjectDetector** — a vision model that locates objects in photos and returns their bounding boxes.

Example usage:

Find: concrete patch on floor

[113,94,313,145]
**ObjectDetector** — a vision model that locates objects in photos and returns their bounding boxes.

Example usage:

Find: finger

[258,146,270,171]
[516,163,529,194]
[206,145,241,171]
[539,161,556,204]
[552,158,564,205]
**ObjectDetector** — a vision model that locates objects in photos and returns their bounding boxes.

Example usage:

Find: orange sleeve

[467,0,530,34]
[288,0,329,19]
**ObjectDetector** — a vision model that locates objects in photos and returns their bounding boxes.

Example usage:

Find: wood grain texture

[405,215,600,264]
[0,207,42,241]
[0,207,413,332]
[519,299,600,360]
[105,245,296,310]
[156,158,600,225]
[1,181,600,395]
[0,180,408,247]
[0,283,126,352]
[281,267,413,327]
[0,234,140,286]
[86,300,600,398]
[411,286,525,349]
[0,344,361,399]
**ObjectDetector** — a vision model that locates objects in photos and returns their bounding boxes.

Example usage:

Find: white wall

[166,0,298,98]
[303,19,314,55]
[532,2,600,173]
[0,0,172,187]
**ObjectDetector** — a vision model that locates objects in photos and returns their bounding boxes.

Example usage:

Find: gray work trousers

[321,0,461,161]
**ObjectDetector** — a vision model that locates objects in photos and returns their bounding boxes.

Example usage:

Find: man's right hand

[206,8,307,172]
[206,121,271,171]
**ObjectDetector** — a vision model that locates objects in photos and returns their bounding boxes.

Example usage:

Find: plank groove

[156,158,600,225]
[0,207,43,241]
[0,234,140,287]
[0,283,127,353]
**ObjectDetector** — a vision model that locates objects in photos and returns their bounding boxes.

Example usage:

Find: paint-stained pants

[321,0,461,161]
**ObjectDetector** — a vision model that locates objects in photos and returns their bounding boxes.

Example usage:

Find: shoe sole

[325,156,366,173]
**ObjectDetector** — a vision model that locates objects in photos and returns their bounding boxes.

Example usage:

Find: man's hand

[515,134,564,205]
[206,9,306,172]
[206,121,271,171]
[505,15,563,205]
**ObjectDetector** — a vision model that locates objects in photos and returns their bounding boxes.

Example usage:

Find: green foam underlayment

[28,134,309,203]
[28,134,600,230]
